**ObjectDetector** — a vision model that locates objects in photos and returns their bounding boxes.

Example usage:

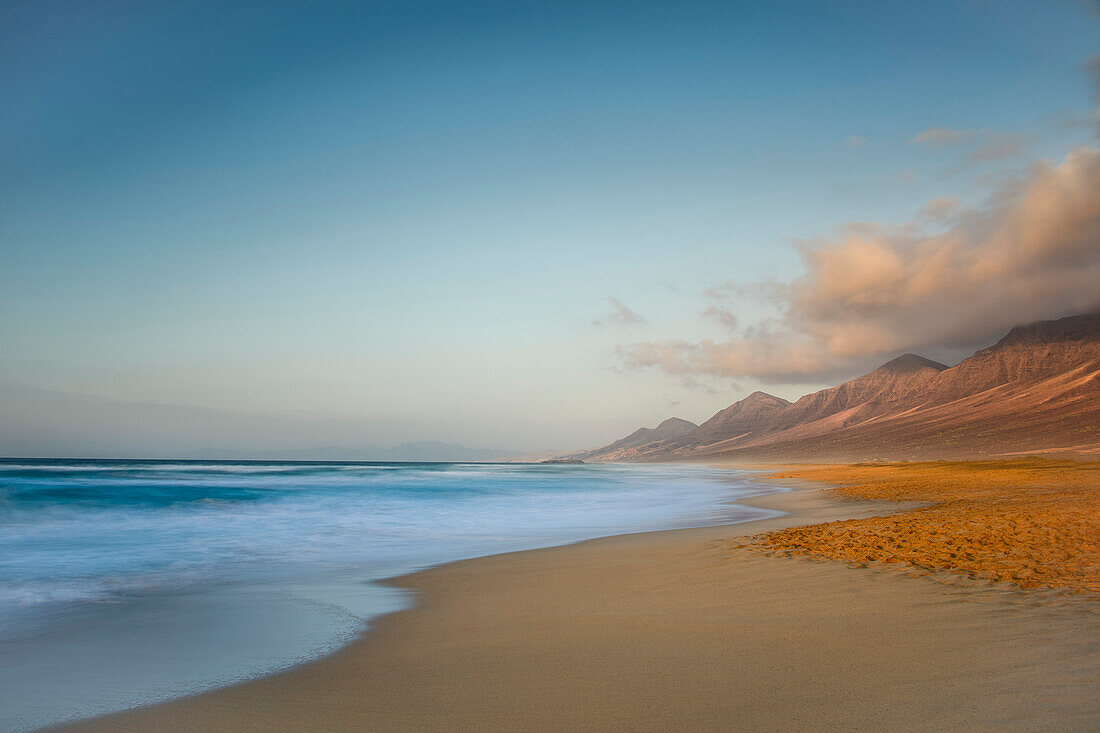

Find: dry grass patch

[751,459,1100,594]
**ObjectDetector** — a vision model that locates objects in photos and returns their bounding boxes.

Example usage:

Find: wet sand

[54,476,1100,732]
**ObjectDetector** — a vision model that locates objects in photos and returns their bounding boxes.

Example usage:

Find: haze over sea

[0,459,775,731]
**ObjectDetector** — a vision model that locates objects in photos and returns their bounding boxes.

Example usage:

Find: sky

[2,0,1099,457]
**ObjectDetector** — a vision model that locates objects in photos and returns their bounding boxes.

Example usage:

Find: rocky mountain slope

[577,417,698,462]
[582,313,1100,462]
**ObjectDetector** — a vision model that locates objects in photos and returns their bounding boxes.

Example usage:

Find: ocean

[0,459,779,731]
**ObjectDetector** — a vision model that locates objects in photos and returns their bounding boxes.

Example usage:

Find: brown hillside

[584,313,1100,462]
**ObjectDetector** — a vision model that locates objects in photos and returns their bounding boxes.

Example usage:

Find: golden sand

[751,459,1100,594]
[54,485,1100,732]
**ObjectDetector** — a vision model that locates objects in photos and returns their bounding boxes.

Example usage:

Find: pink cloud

[620,147,1100,381]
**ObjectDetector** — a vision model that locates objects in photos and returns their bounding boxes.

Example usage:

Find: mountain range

[578,313,1100,462]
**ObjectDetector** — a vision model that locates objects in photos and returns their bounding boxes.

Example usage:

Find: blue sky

[2,0,1098,456]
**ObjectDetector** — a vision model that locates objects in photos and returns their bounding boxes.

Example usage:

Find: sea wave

[0,459,774,732]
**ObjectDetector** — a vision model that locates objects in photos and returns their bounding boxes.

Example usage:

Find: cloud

[915,196,962,223]
[912,127,1030,167]
[1088,54,1100,105]
[703,306,738,331]
[911,127,974,146]
[965,132,1029,163]
[1077,1,1100,18]
[845,135,867,148]
[702,281,788,307]
[593,296,646,326]
[702,281,738,300]
[1049,58,1100,134]
[620,147,1100,382]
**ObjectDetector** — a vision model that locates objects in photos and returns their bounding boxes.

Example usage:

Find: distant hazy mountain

[181,441,516,462]
[580,312,1100,462]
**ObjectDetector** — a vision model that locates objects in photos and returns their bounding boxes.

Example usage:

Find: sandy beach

[53,468,1100,732]
[754,460,1100,594]
[9,2,1100,730]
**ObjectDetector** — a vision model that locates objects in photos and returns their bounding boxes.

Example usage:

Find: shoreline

[53,467,1100,732]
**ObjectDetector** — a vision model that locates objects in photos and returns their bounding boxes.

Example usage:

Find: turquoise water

[0,459,778,731]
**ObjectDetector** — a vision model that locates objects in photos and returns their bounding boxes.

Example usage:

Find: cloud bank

[621,146,1100,382]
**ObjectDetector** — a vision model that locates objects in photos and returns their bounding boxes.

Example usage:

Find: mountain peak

[742,391,790,406]
[995,312,1100,349]
[656,417,698,430]
[874,353,948,374]
[578,311,1100,462]
[578,415,700,461]
[695,390,791,435]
